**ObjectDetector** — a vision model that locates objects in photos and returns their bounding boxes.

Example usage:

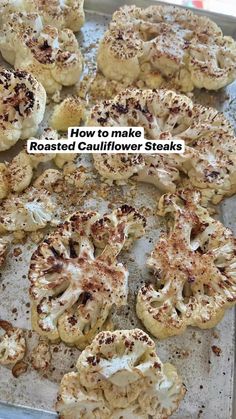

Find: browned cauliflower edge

[0,320,26,365]
[137,189,236,339]
[56,329,186,418]
[97,5,236,93]
[29,207,146,348]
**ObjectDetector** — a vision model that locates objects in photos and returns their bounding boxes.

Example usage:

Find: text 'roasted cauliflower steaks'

[137,190,236,339]
[90,88,236,204]
[29,207,146,348]
[97,5,236,93]
[56,329,186,419]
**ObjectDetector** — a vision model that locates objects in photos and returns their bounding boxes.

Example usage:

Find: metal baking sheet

[0,1,236,418]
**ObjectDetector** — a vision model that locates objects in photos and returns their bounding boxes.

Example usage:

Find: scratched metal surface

[0,1,236,418]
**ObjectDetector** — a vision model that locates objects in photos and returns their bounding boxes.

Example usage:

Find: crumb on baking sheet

[211,345,222,357]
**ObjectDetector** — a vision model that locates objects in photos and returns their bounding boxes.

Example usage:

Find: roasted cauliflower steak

[0,187,55,233]
[0,0,85,32]
[29,206,146,348]
[137,189,236,339]
[89,88,236,204]
[0,68,46,151]
[0,12,83,95]
[56,328,186,419]
[97,5,236,93]
[0,320,26,366]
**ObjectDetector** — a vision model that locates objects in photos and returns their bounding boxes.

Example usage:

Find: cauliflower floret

[89,88,236,203]
[1,129,77,196]
[33,168,64,192]
[50,96,85,131]
[0,320,26,365]
[0,0,85,32]
[34,165,87,192]
[97,5,236,93]
[134,155,180,193]
[7,128,58,193]
[0,13,83,95]
[29,207,146,348]
[91,204,146,250]
[56,329,186,418]
[0,68,46,151]
[54,152,77,169]
[5,151,34,195]
[37,0,85,32]
[93,154,145,182]
[62,163,87,189]
[137,189,236,339]
[0,0,36,26]
[0,187,55,233]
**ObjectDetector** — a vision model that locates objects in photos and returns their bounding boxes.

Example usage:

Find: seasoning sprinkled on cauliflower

[56,329,186,418]
[0,13,83,95]
[0,0,85,32]
[137,189,236,339]
[33,169,64,192]
[0,187,55,233]
[62,163,87,189]
[90,88,236,203]
[0,68,46,151]
[0,320,26,365]
[33,164,87,193]
[91,204,146,250]
[29,207,146,348]
[97,5,236,93]
[37,0,85,32]
[50,96,85,131]
[93,154,145,182]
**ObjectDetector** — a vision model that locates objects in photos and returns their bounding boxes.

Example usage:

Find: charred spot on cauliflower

[0,68,46,151]
[56,328,186,418]
[29,207,146,348]
[0,13,83,95]
[137,189,236,339]
[89,88,236,204]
